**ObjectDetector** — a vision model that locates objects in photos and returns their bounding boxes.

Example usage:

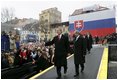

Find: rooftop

[71,5,109,16]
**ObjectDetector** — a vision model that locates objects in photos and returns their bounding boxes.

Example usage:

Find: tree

[1,7,15,23]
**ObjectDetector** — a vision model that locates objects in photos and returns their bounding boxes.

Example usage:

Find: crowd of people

[1,31,54,72]
[93,32,117,45]
[1,31,20,52]
[1,31,20,68]
[103,32,117,44]
[1,39,55,73]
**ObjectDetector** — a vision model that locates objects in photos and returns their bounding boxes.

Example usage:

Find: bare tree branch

[1,7,15,23]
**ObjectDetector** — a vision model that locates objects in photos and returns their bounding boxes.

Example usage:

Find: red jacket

[20,51,27,58]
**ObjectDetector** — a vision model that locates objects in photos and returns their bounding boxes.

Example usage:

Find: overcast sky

[1,0,117,22]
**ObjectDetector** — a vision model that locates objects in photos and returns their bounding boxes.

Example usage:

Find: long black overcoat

[45,35,69,67]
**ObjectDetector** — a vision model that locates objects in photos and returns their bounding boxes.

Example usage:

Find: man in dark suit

[85,32,93,54]
[45,28,69,79]
[73,31,86,77]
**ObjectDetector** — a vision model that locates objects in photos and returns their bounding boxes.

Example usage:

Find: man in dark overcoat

[45,28,69,79]
[73,31,86,77]
[85,32,93,54]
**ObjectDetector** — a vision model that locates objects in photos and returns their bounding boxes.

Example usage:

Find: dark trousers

[56,65,67,77]
[87,46,91,52]
[87,44,92,52]
[75,63,84,75]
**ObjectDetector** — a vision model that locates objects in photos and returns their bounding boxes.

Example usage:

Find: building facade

[39,7,61,40]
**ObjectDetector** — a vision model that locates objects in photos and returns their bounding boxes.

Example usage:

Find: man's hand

[32,59,36,64]
[67,53,71,56]
[19,55,21,57]
[51,61,54,64]
[51,54,54,64]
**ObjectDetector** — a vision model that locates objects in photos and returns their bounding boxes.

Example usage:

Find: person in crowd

[15,34,20,50]
[85,32,93,54]
[1,53,9,69]
[6,52,14,67]
[34,47,49,73]
[73,31,86,77]
[9,31,16,51]
[13,48,21,65]
[30,49,38,61]
[106,33,117,44]
[94,35,99,44]
[45,28,69,79]
[48,46,54,65]
[1,31,10,52]
[26,48,32,62]
[19,48,27,65]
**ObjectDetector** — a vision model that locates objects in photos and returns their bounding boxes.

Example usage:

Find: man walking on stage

[73,31,86,77]
[45,28,69,79]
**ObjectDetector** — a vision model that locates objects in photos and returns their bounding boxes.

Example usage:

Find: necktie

[58,35,60,40]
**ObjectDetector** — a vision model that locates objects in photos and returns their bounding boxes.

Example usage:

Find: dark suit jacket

[45,34,69,67]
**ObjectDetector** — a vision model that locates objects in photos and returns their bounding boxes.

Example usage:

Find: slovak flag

[74,20,84,32]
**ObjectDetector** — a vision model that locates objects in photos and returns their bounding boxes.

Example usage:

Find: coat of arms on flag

[74,20,84,32]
